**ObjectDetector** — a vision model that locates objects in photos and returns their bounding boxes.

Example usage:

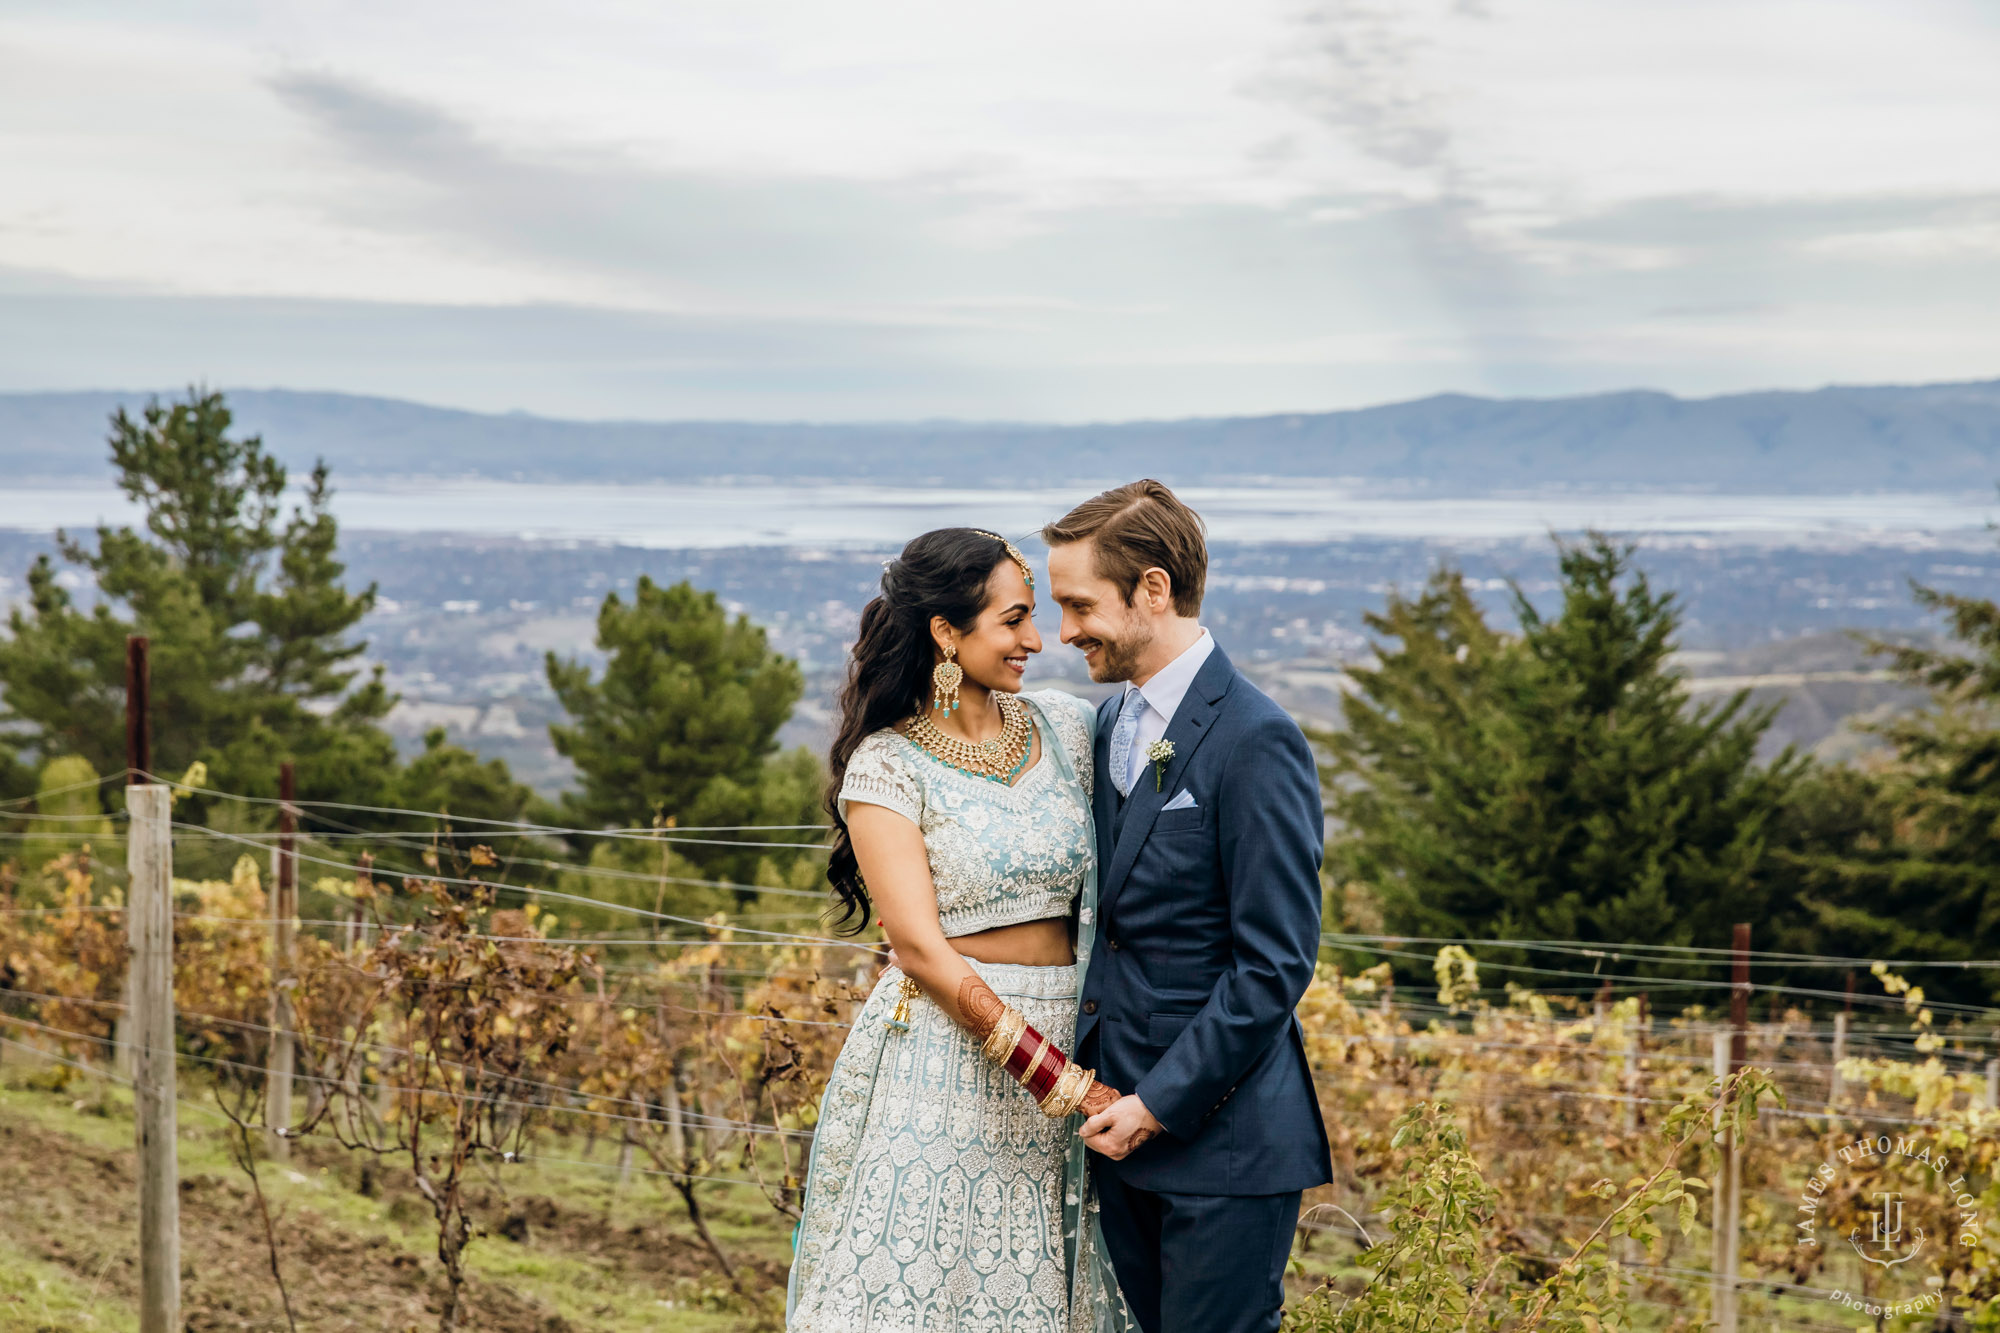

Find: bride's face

[939,560,1042,695]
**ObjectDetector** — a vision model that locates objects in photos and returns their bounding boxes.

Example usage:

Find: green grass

[0,1060,793,1331]
[466,1249,757,1333]
[0,1236,138,1333]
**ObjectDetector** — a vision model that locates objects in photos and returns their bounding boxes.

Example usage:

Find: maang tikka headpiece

[975,531,1035,589]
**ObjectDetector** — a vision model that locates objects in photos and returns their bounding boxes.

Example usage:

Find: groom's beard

[1079,622,1152,683]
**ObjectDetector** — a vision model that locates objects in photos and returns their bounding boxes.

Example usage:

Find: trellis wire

[174,820,868,947]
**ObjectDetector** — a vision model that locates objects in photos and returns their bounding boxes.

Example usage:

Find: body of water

[1,482,1993,548]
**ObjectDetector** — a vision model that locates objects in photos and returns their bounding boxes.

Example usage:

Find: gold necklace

[904,692,1033,783]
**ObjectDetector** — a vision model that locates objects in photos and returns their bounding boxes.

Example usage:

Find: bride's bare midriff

[950,917,1074,967]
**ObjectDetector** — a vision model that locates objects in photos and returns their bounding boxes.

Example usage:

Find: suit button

[1108,939,1121,951]
[1083,1000,1098,1015]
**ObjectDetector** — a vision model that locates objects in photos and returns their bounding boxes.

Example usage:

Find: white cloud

[0,0,1995,418]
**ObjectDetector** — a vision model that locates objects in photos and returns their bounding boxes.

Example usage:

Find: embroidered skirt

[787,959,1104,1332]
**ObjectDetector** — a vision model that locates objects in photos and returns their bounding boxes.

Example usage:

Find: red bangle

[1004,1024,1069,1103]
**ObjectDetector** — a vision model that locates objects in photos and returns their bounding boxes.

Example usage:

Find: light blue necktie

[1109,687,1143,797]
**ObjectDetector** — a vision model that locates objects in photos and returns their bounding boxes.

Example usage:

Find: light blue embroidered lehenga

[786,689,1134,1333]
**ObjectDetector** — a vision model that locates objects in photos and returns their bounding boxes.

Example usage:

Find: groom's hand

[1079,1094,1164,1160]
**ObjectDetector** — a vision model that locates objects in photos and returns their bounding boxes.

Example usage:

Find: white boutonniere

[1146,739,1174,792]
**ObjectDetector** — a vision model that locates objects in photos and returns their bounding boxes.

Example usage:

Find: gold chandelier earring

[932,642,963,716]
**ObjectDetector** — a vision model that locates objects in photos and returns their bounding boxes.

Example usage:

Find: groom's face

[1047,540,1154,684]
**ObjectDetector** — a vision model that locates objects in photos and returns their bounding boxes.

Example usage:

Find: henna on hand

[957,975,1006,1038]
[1079,1080,1120,1118]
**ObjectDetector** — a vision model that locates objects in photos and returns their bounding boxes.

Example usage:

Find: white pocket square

[1161,789,1198,811]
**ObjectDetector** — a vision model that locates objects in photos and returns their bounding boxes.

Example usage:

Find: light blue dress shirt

[1111,628,1213,796]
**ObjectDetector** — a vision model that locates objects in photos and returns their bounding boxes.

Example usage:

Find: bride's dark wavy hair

[825,528,1019,935]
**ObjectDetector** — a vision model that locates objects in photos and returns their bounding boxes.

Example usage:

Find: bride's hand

[1079,1079,1118,1118]
[1079,1093,1163,1160]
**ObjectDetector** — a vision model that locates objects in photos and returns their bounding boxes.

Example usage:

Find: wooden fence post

[1986,1060,1998,1112]
[128,780,179,1333]
[1622,993,1648,1134]
[1711,1029,1739,1333]
[1729,923,1749,1069]
[660,1007,689,1165]
[114,636,151,1079]
[347,852,372,954]
[266,761,297,1158]
[1830,970,1856,1110]
[703,961,733,1155]
[1710,921,1749,1333]
[667,1070,689,1165]
[1829,1012,1849,1109]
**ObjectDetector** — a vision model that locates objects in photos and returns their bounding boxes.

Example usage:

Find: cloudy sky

[2,0,1996,421]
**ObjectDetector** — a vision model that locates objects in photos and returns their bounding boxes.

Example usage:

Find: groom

[1045,481,1331,1333]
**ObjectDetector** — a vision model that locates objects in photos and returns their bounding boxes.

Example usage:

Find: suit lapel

[1097,646,1237,917]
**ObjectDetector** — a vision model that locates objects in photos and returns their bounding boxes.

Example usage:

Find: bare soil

[0,1103,784,1331]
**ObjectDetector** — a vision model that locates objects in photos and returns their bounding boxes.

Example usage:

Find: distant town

[3,526,1980,793]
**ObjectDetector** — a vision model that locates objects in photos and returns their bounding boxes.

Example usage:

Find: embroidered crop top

[837,689,1096,938]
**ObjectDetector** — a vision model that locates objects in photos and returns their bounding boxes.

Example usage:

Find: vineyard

[2,766,1997,1333]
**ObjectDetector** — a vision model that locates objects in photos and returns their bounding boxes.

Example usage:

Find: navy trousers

[1093,1165,1300,1333]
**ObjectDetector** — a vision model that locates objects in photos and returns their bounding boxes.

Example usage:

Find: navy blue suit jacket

[1078,644,1333,1196]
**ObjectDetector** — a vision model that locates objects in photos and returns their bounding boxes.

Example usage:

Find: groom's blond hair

[1042,479,1207,617]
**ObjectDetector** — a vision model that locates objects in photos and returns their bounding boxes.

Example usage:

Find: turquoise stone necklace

[903,692,1034,784]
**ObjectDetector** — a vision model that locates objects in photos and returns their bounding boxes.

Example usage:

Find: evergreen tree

[0,738,29,807]
[1322,535,1803,980]
[1783,576,2000,1003]
[0,390,397,803]
[546,576,824,883]
[393,726,540,832]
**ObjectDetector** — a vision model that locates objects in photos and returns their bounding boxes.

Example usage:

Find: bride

[787,528,1134,1333]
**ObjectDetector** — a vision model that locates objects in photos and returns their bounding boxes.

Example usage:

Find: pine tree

[393,727,540,831]
[0,390,396,803]
[0,739,29,806]
[546,576,823,883]
[1322,535,1803,979]
[1783,576,2000,1003]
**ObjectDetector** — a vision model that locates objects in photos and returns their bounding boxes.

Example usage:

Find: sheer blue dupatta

[1027,692,1138,1333]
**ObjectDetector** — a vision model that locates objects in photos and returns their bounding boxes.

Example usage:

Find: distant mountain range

[5,378,1999,494]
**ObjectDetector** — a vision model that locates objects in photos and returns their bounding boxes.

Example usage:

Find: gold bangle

[981,1007,1026,1065]
[997,1009,1028,1064]
[1062,1065,1096,1117]
[980,1014,1005,1062]
[1065,1068,1098,1118]
[1036,1062,1075,1116]
[1038,1061,1071,1117]
[1041,1062,1095,1118]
